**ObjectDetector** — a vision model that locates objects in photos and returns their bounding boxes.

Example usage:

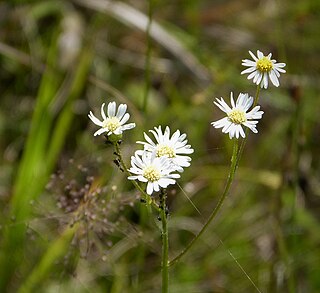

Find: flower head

[241,50,286,89]
[88,101,136,137]
[136,126,194,172]
[211,92,264,139]
[128,151,180,195]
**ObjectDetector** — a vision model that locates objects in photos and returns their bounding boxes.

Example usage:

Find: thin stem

[160,190,169,293]
[169,139,239,266]
[253,85,261,107]
[113,142,157,209]
[142,0,153,113]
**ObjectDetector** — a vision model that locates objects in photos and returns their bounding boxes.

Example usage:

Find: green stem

[160,190,169,293]
[142,0,153,113]
[169,139,239,266]
[253,85,261,107]
[113,142,157,209]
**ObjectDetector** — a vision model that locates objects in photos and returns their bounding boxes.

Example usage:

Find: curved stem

[113,142,157,209]
[169,139,239,266]
[160,190,169,293]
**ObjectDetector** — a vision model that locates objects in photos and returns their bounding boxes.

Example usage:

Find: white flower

[88,101,136,136]
[136,126,194,172]
[241,50,286,89]
[128,151,180,195]
[211,92,264,139]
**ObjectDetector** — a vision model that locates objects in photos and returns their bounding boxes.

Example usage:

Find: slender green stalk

[142,0,153,112]
[169,139,239,266]
[253,85,261,107]
[160,190,169,293]
[114,141,169,290]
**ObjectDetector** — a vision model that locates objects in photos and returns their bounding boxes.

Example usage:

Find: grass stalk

[0,38,92,290]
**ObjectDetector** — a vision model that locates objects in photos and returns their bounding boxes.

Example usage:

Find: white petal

[146,182,154,195]
[94,128,107,136]
[214,98,232,113]
[88,112,103,126]
[107,102,116,117]
[249,50,258,61]
[230,92,235,108]
[263,74,269,88]
[159,178,176,188]
[239,125,245,138]
[144,132,156,147]
[257,50,264,59]
[101,103,107,121]
[269,71,279,87]
[211,117,229,129]
[153,181,160,192]
[121,123,136,131]
[241,67,256,74]
[247,70,257,80]
[116,104,127,119]
[119,113,130,124]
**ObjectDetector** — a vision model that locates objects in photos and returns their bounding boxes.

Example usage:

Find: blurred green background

[0,0,320,292]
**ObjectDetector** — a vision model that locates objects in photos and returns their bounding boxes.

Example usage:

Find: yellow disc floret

[143,166,161,182]
[228,109,246,124]
[103,117,121,132]
[256,57,273,72]
[156,145,176,158]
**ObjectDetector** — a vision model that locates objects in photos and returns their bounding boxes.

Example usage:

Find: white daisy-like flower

[136,126,194,172]
[241,50,286,89]
[211,92,264,139]
[128,151,180,195]
[88,101,136,137]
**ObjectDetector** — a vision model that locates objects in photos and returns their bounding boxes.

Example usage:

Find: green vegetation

[0,0,319,292]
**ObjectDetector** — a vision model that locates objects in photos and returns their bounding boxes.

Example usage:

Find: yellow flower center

[228,109,246,124]
[156,145,176,158]
[103,117,121,132]
[256,57,273,72]
[143,166,161,182]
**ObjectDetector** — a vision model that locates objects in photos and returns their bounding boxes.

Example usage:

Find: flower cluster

[127,151,180,195]
[88,102,193,195]
[211,50,286,139]
[88,49,286,193]
[128,126,194,195]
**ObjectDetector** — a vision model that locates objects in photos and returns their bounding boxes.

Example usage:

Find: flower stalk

[160,189,169,293]
[169,139,239,266]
